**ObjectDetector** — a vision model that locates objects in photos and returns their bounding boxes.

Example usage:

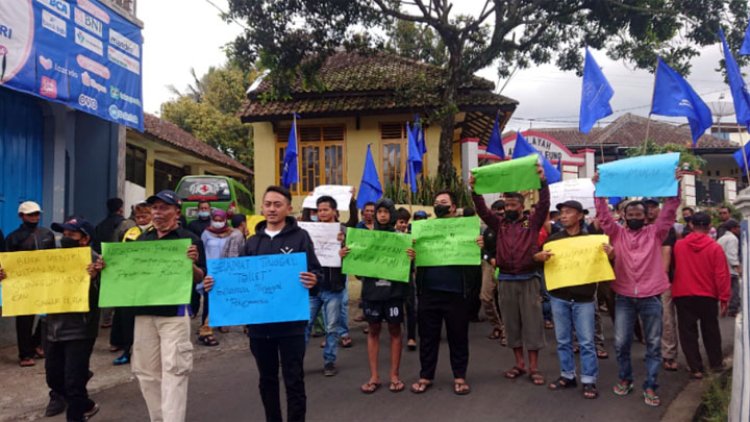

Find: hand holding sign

[470,155,541,194]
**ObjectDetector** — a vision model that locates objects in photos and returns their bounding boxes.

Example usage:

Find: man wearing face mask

[5,201,56,367]
[410,190,483,396]
[39,218,102,422]
[471,164,549,387]
[187,200,212,237]
[593,173,680,407]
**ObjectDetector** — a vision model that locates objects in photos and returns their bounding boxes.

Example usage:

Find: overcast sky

[140,0,744,132]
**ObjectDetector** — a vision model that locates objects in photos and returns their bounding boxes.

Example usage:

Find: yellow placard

[246,215,265,237]
[0,247,92,316]
[544,235,614,291]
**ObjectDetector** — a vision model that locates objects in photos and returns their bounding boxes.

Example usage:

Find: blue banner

[0,0,143,130]
[595,152,680,198]
[207,253,309,326]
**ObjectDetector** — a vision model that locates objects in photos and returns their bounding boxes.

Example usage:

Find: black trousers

[674,296,723,372]
[16,315,42,360]
[190,289,201,317]
[250,335,306,422]
[201,292,210,326]
[110,307,135,352]
[45,338,96,422]
[405,287,417,341]
[417,290,470,380]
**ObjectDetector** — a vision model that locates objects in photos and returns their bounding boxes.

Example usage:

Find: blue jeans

[614,294,663,391]
[339,282,350,338]
[550,296,598,384]
[305,290,344,365]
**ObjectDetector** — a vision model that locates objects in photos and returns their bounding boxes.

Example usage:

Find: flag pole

[293,113,300,192]
[736,124,750,187]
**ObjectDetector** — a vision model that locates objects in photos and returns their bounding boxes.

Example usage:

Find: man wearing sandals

[341,198,414,394]
[411,190,484,396]
[535,201,613,399]
[593,173,680,407]
[672,212,730,379]
[471,164,549,387]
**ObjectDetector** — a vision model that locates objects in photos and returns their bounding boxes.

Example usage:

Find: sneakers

[84,403,100,419]
[323,363,338,377]
[45,391,66,417]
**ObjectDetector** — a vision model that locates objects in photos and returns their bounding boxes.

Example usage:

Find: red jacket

[672,232,731,302]
[473,183,550,275]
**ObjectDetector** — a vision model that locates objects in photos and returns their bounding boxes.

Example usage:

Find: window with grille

[276,125,345,194]
[379,122,426,187]
[125,144,146,187]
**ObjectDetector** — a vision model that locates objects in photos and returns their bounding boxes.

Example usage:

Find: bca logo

[0,0,34,83]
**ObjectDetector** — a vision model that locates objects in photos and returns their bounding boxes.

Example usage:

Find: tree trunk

[436,49,462,186]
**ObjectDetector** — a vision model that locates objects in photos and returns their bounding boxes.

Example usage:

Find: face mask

[211,221,226,230]
[504,210,520,222]
[60,237,80,248]
[310,215,319,222]
[23,221,38,229]
[138,224,150,231]
[434,205,451,218]
[626,219,645,230]
[684,216,693,224]
[198,211,210,219]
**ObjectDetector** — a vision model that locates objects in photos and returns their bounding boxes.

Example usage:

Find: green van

[175,175,254,223]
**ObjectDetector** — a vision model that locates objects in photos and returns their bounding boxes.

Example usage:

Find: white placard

[298,222,342,268]
[301,185,353,210]
[549,178,596,216]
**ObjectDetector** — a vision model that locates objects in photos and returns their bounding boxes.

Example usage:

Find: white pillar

[681,171,697,207]
[461,138,479,184]
[581,148,596,178]
[723,178,737,203]
[729,186,750,422]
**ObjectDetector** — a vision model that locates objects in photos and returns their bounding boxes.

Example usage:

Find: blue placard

[595,152,680,198]
[0,0,143,130]
[207,253,309,326]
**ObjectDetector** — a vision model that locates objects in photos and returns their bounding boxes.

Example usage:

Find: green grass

[696,373,731,422]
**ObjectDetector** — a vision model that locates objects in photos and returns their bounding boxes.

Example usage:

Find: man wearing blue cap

[121,190,206,422]
[2,217,102,421]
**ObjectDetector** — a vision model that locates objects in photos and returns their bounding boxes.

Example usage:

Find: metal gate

[0,88,44,235]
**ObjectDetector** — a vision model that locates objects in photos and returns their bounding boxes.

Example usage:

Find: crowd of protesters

[0,165,740,421]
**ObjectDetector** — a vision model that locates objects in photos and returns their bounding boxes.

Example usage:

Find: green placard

[341,228,411,283]
[470,154,541,194]
[412,216,481,267]
[99,239,193,307]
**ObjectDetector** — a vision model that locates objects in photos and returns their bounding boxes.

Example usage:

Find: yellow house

[124,113,252,209]
[240,52,517,212]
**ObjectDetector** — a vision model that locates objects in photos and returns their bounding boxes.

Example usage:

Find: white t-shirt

[265,229,281,239]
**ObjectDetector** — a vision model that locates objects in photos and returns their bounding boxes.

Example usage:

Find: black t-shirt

[662,227,677,247]
[422,265,464,294]
[544,229,599,302]
[132,226,205,317]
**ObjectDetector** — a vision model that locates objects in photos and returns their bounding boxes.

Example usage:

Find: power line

[202,0,249,31]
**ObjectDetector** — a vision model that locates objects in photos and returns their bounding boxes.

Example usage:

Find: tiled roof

[525,113,728,149]
[141,114,252,176]
[240,52,517,121]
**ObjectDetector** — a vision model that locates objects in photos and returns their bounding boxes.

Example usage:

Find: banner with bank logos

[0,0,143,130]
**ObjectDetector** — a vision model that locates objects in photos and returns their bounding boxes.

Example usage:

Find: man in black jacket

[207,185,319,422]
[46,217,102,421]
[5,201,55,367]
[411,190,483,396]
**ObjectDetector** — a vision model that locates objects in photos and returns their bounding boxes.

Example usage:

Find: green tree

[626,140,706,172]
[161,64,256,171]
[225,0,748,185]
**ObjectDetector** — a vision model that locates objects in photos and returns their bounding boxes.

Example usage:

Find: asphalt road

[43,316,734,422]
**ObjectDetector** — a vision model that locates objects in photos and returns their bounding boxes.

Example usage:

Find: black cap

[147,190,182,207]
[642,197,660,206]
[691,212,711,227]
[723,219,740,230]
[414,210,429,220]
[51,217,95,238]
[556,200,589,215]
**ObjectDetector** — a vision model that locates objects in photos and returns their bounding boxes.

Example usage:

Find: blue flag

[609,197,623,206]
[486,115,506,159]
[281,114,299,189]
[556,158,563,175]
[741,22,750,55]
[720,30,750,130]
[404,122,423,193]
[512,132,562,184]
[651,58,713,146]
[357,145,383,209]
[413,115,427,158]
[733,143,750,175]
[579,49,614,134]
